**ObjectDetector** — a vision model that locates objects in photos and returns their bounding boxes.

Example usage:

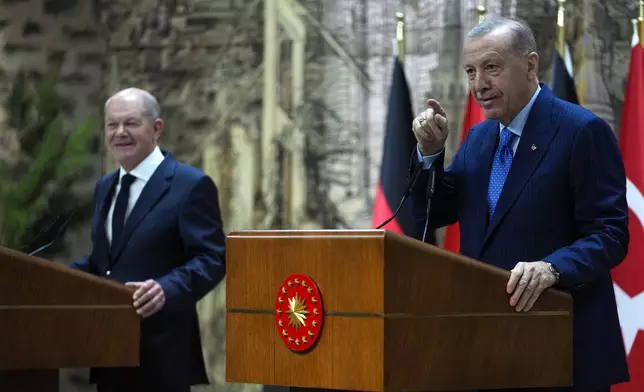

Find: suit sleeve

[543,116,629,288]
[69,255,93,273]
[157,175,226,311]
[410,133,470,236]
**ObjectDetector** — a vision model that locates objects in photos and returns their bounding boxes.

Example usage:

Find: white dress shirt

[105,146,165,245]
[417,85,542,168]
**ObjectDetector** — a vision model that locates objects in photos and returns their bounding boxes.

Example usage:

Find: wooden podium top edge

[227,229,386,237]
[225,229,572,305]
[0,246,133,295]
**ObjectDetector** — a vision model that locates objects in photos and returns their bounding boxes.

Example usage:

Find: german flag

[372,56,432,242]
[551,41,579,104]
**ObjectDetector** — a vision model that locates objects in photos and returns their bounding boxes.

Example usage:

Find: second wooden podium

[225,230,573,391]
[0,246,140,392]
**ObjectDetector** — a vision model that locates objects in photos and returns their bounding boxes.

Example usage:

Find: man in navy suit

[69,87,226,392]
[411,17,629,392]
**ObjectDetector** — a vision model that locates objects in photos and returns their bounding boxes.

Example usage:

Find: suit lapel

[99,172,119,222]
[484,86,559,242]
[468,121,499,258]
[111,155,176,262]
[88,172,118,270]
[98,172,119,245]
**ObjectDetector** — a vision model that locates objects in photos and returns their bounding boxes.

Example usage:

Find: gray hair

[105,87,162,119]
[467,16,537,57]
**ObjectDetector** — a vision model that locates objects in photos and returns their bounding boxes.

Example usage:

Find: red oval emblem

[275,274,324,352]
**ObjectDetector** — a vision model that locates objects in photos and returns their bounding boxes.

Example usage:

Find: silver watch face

[548,263,560,279]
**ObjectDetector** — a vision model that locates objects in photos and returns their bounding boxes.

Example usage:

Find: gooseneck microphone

[421,165,436,243]
[375,161,424,230]
[27,211,76,256]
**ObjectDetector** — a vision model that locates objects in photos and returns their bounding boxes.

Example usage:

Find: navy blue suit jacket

[411,85,629,390]
[70,152,226,388]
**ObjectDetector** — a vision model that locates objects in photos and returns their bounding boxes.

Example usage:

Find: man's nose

[473,72,490,93]
[115,124,126,135]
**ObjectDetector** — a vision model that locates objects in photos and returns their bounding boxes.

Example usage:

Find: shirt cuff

[416,145,443,169]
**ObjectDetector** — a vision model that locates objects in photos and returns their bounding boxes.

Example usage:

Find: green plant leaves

[0,67,98,251]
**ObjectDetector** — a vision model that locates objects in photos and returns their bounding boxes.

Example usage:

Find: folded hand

[125,279,166,318]
[506,261,557,312]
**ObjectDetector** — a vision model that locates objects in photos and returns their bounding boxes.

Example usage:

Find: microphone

[375,161,424,230]
[28,211,76,256]
[22,214,62,253]
[421,165,436,243]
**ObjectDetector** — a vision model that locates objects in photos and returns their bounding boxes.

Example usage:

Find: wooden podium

[225,230,573,391]
[0,246,140,392]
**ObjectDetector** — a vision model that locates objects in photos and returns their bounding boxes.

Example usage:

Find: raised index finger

[426,99,446,117]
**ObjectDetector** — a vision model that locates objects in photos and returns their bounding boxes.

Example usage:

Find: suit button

[106,270,111,276]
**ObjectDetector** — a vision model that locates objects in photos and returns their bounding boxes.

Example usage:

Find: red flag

[612,26,644,392]
[442,92,485,252]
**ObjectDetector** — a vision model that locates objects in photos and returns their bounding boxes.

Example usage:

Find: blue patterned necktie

[488,127,517,219]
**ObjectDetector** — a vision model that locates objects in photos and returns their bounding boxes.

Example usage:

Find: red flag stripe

[443,92,485,252]
[372,183,403,233]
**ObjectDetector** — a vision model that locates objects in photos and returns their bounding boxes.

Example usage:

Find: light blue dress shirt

[416,85,542,169]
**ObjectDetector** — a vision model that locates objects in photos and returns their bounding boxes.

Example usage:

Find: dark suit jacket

[410,84,629,390]
[70,152,226,389]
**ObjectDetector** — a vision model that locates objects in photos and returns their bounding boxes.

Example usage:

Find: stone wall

[0,1,106,391]
[0,0,106,264]
[0,0,638,391]
[0,0,105,113]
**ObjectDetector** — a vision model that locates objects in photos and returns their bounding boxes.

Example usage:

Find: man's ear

[527,52,540,80]
[153,118,164,140]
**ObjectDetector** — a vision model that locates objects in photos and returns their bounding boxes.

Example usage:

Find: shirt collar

[499,84,541,137]
[119,146,165,182]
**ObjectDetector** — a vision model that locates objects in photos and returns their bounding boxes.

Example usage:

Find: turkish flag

[611,27,644,392]
[442,92,485,252]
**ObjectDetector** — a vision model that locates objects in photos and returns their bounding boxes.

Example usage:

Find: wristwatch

[547,262,560,284]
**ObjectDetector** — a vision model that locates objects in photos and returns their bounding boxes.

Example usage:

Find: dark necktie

[488,127,517,219]
[111,173,135,251]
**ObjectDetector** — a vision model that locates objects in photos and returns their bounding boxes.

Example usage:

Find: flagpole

[396,12,405,64]
[639,0,643,47]
[477,0,486,24]
[556,0,566,56]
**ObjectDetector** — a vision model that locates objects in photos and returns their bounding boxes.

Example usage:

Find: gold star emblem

[287,292,310,329]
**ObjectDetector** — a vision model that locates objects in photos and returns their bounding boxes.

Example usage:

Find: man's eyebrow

[106,117,141,122]
[464,55,504,67]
